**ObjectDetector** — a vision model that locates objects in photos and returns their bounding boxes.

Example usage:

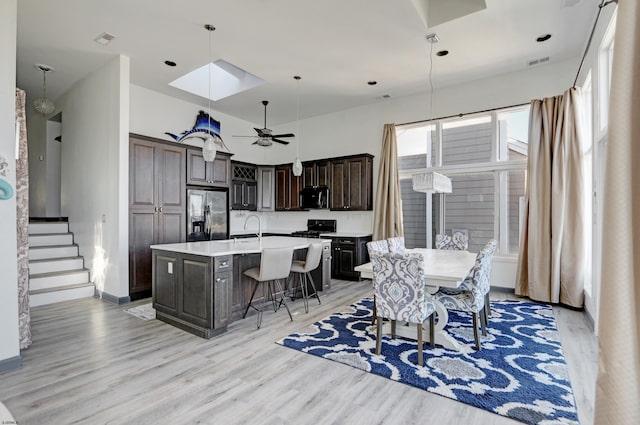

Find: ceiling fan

[233,100,294,146]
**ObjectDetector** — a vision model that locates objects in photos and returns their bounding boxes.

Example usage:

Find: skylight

[169,59,265,101]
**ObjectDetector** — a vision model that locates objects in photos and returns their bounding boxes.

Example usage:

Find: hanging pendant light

[292,75,303,177]
[33,64,55,115]
[202,24,218,162]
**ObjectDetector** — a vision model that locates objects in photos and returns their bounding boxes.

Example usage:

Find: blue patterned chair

[366,240,390,325]
[435,230,469,251]
[386,236,406,254]
[370,250,437,366]
[436,239,497,350]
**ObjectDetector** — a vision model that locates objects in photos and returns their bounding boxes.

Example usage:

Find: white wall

[27,111,47,216]
[0,0,20,368]
[45,120,61,216]
[57,55,130,299]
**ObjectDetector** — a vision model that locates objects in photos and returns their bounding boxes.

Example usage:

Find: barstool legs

[295,272,322,313]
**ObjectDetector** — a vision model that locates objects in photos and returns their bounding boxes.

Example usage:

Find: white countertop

[320,232,372,238]
[151,236,331,257]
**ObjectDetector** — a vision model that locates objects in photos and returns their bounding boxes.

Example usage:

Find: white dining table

[355,248,477,352]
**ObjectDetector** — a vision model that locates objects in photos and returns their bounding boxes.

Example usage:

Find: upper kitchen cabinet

[186,148,232,188]
[275,164,303,211]
[129,134,186,300]
[302,160,330,188]
[257,166,275,211]
[231,162,257,210]
[330,154,373,211]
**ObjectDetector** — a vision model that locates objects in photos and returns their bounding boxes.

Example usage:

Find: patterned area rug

[277,298,579,425]
[124,303,155,321]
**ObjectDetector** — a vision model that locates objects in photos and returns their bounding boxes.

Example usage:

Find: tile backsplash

[229,210,373,235]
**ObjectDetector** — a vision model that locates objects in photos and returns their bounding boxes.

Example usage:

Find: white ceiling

[16,0,598,127]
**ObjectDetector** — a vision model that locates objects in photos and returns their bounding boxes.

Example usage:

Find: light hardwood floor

[0,280,597,425]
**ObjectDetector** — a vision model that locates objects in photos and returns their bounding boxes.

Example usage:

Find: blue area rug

[277,298,579,425]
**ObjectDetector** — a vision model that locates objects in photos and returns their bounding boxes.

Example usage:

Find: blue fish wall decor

[166,110,224,145]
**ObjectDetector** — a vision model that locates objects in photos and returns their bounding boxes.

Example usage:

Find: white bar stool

[289,242,323,313]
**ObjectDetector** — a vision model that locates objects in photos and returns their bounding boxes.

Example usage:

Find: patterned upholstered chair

[370,250,437,366]
[436,239,497,350]
[366,240,389,325]
[386,236,406,254]
[435,230,469,251]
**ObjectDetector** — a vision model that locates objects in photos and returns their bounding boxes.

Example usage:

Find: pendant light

[292,75,303,177]
[202,24,218,162]
[33,64,55,115]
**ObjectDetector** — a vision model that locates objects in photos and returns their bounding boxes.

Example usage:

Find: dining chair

[370,250,436,366]
[289,242,323,313]
[435,239,497,350]
[242,247,295,329]
[366,240,390,326]
[435,231,469,251]
[386,236,406,253]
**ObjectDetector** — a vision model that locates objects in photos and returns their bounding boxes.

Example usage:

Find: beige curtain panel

[372,124,403,241]
[515,87,586,308]
[594,1,640,423]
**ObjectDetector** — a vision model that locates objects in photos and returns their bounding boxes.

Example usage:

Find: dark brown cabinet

[231,180,257,210]
[186,148,231,188]
[275,164,303,211]
[330,155,373,211]
[303,160,330,188]
[129,135,186,300]
[231,162,258,210]
[152,251,231,338]
[328,235,372,280]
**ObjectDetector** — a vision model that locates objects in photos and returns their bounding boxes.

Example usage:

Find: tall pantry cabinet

[129,134,186,300]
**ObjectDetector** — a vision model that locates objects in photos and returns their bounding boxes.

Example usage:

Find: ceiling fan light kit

[33,64,55,115]
[233,100,295,147]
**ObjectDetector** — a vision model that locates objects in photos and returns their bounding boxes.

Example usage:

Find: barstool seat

[289,242,323,313]
[242,247,294,329]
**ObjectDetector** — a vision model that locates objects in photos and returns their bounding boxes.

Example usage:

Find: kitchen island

[150,236,331,338]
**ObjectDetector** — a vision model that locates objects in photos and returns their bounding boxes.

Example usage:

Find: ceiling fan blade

[270,133,295,138]
[252,140,259,145]
[272,138,290,145]
[232,135,258,138]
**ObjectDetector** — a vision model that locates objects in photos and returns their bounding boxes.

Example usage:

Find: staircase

[28,219,95,307]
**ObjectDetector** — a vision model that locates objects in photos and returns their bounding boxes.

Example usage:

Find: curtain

[16,88,31,349]
[594,1,640,423]
[515,87,586,308]
[373,124,403,240]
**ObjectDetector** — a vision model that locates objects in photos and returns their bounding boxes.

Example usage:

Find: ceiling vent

[94,32,115,46]
[528,56,550,67]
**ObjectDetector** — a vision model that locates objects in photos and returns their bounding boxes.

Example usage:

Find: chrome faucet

[244,214,262,241]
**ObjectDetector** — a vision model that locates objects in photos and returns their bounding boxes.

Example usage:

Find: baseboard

[96,291,131,305]
[583,308,595,332]
[490,286,515,293]
[0,355,22,374]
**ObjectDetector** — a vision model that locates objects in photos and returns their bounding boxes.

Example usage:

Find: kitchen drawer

[215,255,232,271]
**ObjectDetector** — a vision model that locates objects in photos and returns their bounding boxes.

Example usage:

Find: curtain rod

[397,101,530,127]
[573,0,618,88]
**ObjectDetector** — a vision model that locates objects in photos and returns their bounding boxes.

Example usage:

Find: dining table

[355,248,477,352]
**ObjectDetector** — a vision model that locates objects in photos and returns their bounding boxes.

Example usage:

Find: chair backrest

[435,232,468,250]
[366,240,389,256]
[257,247,294,281]
[459,239,497,295]
[386,236,406,254]
[300,242,323,272]
[369,250,436,324]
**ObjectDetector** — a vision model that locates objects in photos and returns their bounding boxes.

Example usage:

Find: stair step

[29,222,69,235]
[29,233,74,247]
[29,245,79,260]
[29,257,85,275]
[30,269,91,291]
[29,283,95,307]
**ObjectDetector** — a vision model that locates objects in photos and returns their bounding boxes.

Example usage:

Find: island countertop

[151,236,331,257]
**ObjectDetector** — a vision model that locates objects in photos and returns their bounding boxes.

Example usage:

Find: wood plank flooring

[0,281,597,425]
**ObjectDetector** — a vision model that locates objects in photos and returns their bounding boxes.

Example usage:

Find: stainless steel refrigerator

[187,188,229,241]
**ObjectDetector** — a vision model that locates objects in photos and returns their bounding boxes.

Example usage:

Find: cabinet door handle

[159,207,163,212]
[154,206,158,212]
[216,277,222,282]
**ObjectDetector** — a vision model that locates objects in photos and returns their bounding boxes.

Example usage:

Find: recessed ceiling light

[536,34,552,42]
[164,60,177,67]
[367,81,377,86]
[94,32,115,46]
[436,50,449,56]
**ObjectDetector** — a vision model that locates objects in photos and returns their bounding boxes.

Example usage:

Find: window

[397,106,529,255]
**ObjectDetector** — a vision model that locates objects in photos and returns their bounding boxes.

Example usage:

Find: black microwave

[300,186,329,209]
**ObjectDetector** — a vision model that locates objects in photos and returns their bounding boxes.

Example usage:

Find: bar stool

[290,243,323,313]
[242,247,294,329]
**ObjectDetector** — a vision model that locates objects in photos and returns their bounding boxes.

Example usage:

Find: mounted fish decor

[165,110,230,152]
